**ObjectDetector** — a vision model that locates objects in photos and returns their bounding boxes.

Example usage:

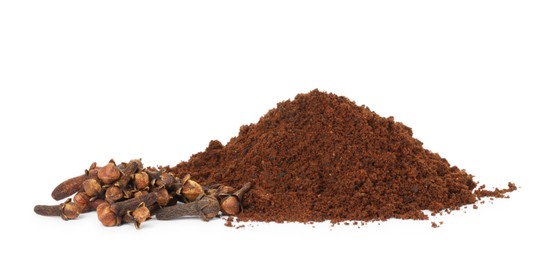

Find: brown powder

[172,89,515,223]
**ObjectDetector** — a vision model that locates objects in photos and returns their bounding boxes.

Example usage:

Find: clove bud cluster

[34,159,253,229]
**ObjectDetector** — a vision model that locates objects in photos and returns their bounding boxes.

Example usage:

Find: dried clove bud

[134,172,150,190]
[220,182,253,216]
[123,203,151,229]
[51,174,89,201]
[157,195,220,221]
[82,179,102,197]
[34,199,81,220]
[105,186,123,203]
[97,201,120,227]
[73,192,91,211]
[181,179,204,201]
[156,188,171,207]
[98,160,121,185]
[61,200,81,220]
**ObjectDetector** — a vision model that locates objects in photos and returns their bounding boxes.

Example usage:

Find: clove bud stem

[156,195,220,221]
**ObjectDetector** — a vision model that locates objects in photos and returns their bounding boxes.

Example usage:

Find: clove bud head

[156,188,171,207]
[220,196,241,215]
[181,179,204,201]
[61,200,81,220]
[73,192,91,211]
[134,172,150,190]
[98,161,121,185]
[82,179,102,197]
[97,202,120,227]
[131,203,151,229]
[105,186,123,203]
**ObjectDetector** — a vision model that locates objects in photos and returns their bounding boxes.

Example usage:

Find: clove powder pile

[173,89,515,223]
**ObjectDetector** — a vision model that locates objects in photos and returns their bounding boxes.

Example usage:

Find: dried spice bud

[34,199,80,220]
[220,197,240,216]
[220,182,253,216]
[51,174,88,201]
[73,192,91,211]
[134,172,150,190]
[157,195,220,221]
[181,179,204,201]
[61,201,81,220]
[97,201,120,227]
[156,188,171,207]
[129,203,151,229]
[105,186,123,203]
[98,160,121,185]
[82,179,102,197]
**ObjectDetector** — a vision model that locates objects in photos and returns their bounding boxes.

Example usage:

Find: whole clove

[220,182,253,216]
[34,199,81,220]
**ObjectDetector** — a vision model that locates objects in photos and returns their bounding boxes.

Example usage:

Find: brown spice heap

[173,89,516,223]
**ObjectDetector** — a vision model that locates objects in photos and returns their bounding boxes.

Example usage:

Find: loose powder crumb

[173,90,516,223]
[224,216,234,227]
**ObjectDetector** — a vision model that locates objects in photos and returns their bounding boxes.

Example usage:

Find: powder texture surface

[173,90,515,223]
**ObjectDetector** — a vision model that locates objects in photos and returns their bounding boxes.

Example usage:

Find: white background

[1,1,555,259]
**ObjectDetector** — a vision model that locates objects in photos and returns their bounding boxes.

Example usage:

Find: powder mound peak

[173,89,514,223]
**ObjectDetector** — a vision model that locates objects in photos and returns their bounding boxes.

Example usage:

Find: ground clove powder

[172,89,515,223]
